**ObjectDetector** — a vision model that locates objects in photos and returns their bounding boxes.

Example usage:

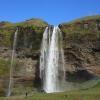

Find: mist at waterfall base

[40,26,66,93]
[7,29,18,96]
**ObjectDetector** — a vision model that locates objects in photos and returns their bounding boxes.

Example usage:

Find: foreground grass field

[0,82,100,100]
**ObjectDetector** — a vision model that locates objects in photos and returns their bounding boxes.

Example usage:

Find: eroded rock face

[60,17,100,82]
[0,43,40,95]
[0,19,48,95]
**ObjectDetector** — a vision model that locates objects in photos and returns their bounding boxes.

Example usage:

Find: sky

[0,0,100,25]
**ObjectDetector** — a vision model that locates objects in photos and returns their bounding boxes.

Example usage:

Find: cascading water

[40,27,49,79]
[40,27,51,90]
[7,29,18,96]
[40,26,65,93]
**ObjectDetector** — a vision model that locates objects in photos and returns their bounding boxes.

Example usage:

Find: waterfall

[40,26,65,93]
[40,27,51,90]
[7,29,18,96]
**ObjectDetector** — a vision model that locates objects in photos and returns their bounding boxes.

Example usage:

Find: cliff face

[0,16,100,95]
[60,15,100,82]
[0,19,48,95]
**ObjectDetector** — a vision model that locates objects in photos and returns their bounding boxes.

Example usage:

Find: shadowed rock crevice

[65,70,94,83]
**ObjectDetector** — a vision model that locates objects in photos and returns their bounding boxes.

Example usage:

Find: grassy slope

[0,82,100,100]
[60,15,100,41]
[0,19,48,47]
[63,15,100,24]
[0,58,10,96]
[22,82,100,100]
[0,59,10,76]
[16,18,48,27]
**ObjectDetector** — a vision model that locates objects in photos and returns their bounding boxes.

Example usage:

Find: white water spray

[7,29,18,96]
[40,26,65,93]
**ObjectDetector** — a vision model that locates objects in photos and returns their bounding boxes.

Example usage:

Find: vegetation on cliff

[60,15,100,77]
[0,15,100,96]
[0,59,10,76]
[60,15,100,41]
[0,19,48,47]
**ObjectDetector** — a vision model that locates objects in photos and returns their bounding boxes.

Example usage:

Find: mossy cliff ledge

[0,16,100,95]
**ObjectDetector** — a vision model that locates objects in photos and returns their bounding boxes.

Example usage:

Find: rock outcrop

[60,15,100,82]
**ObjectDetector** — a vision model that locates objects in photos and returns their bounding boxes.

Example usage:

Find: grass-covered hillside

[0,82,100,100]
[0,18,48,47]
[60,15,100,41]
[16,18,48,27]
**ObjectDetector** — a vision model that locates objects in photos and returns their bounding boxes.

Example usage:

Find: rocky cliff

[0,15,100,95]
[0,19,48,95]
[60,15,100,82]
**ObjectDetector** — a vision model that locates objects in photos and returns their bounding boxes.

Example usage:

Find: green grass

[16,18,48,27]
[0,21,14,28]
[0,18,48,47]
[64,15,100,24]
[0,59,10,96]
[0,82,100,100]
[60,15,100,42]
[0,58,10,76]
[27,82,100,100]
